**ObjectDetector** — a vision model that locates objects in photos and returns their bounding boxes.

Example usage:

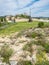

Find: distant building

[5,16,11,22]
[5,16,16,23]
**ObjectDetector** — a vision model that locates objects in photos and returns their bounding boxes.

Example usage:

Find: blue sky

[0,0,49,17]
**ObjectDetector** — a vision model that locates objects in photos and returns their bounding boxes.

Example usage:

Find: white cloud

[34,9,49,17]
[31,0,49,8]
[0,0,49,17]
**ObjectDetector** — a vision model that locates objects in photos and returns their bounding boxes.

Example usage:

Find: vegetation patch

[0,44,13,63]
[17,60,32,65]
[23,42,33,54]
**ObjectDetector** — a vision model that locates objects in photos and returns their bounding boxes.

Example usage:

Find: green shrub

[36,50,48,65]
[32,32,37,38]
[26,32,37,38]
[44,23,49,28]
[38,22,44,28]
[0,22,2,26]
[26,32,32,37]
[23,42,33,54]
[0,44,13,63]
[17,60,32,65]
[35,38,49,53]
[44,44,49,53]
[35,61,49,65]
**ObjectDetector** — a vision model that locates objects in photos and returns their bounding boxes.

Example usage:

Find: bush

[23,42,33,54]
[35,61,49,65]
[0,44,13,63]
[17,60,32,65]
[38,22,44,28]
[0,22,2,26]
[26,32,32,37]
[32,32,37,38]
[44,44,49,53]
[35,38,49,53]
[36,50,48,65]
[26,32,37,38]
[44,23,49,28]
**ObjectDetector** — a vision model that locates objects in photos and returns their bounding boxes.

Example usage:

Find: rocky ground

[0,27,49,65]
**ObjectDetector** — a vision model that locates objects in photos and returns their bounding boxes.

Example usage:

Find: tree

[28,16,32,22]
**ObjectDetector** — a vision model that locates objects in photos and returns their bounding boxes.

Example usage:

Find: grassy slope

[0,21,49,35]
